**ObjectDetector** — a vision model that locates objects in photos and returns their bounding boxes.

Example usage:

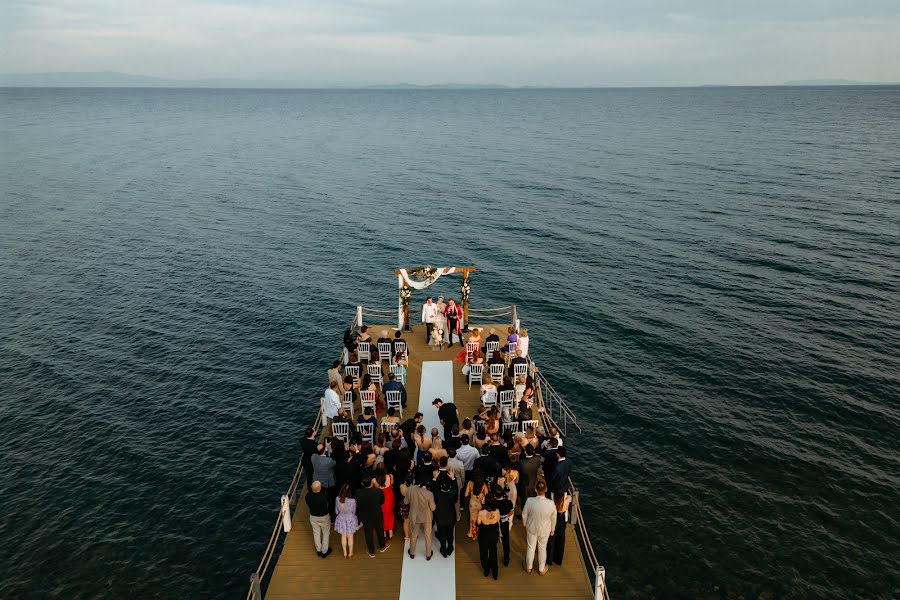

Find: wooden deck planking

[265,323,593,599]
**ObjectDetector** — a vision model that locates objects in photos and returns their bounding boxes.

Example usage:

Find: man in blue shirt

[381,372,408,408]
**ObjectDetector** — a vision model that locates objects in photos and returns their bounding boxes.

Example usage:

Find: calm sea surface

[1,87,899,599]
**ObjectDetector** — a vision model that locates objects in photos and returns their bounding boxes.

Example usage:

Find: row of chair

[356,341,407,362]
[330,418,542,446]
[344,363,407,387]
[467,362,529,388]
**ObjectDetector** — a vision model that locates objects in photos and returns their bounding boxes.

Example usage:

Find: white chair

[486,341,500,354]
[378,342,392,361]
[381,421,398,433]
[367,363,383,386]
[345,365,361,384]
[502,421,519,435]
[513,363,528,379]
[489,363,504,384]
[360,390,376,411]
[331,421,350,442]
[520,419,540,433]
[357,422,375,444]
[468,363,484,389]
[507,341,517,356]
[465,341,479,362]
[481,389,497,408]
[357,341,371,362]
[385,391,403,417]
[391,364,406,385]
[395,341,407,357]
[342,391,354,419]
[499,390,516,413]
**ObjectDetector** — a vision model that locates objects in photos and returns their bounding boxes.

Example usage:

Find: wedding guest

[421,297,437,342]
[488,350,505,368]
[444,298,463,347]
[447,447,466,520]
[434,474,458,557]
[546,488,572,566]
[480,378,498,406]
[306,481,332,558]
[355,474,389,557]
[405,481,436,560]
[483,328,500,355]
[327,360,343,391]
[382,372,408,408]
[501,326,519,355]
[459,418,475,440]
[548,446,571,494]
[334,484,359,558]
[517,327,530,358]
[521,375,536,407]
[381,407,401,430]
[464,470,489,539]
[508,350,528,378]
[376,330,393,353]
[391,330,407,359]
[343,327,358,356]
[494,487,515,567]
[375,464,396,540]
[392,350,408,383]
[358,325,371,343]
[323,380,341,425]
[301,426,318,486]
[467,328,482,350]
[522,481,557,574]
[517,444,541,505]
[311,443,336,506]
[361,373,384,414]
[477,498,501,579]
[345,353,363,388]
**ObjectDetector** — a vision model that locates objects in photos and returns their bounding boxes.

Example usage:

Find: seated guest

[358,325,371,343]
[376,330,393,352]
[468,349,485,367]
[467,328,482,347]
[498,376,516,402]
[516,401,533,423]
[391,330,407,358]
[515,376,526,402]
[357,406,378,427]
[517,327,529,358]
[343,327,359,355]
[480,379,498,405]
[332,408,356,434]
[507,350,528,378]
[381,406,401,429]
[361,373,384,414]
[381,372,408,408]
[483,328,500,354]
[487,350,505,368]
[500,326,519,355]
[345,353,363,387]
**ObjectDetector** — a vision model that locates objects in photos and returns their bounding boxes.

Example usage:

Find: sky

[1,0,899,86]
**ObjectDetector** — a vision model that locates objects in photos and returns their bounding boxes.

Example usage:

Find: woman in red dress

[376,465,396,539]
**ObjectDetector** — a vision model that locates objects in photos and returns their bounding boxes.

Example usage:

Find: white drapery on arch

[397,267,456,328]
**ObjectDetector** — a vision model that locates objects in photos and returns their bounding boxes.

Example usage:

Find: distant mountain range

[1,71,897,88]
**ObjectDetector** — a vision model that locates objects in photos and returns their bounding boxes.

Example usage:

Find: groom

[421,296,437,342]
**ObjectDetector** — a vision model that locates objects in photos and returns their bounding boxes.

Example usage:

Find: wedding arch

[396,265,476,331]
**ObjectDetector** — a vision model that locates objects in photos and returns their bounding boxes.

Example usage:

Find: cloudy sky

[1,0,898,86]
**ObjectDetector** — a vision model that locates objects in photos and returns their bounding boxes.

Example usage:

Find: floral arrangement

[409,266,439,284]
[431,327,444,345]
[460,278,471,305]
[399,285,412,308]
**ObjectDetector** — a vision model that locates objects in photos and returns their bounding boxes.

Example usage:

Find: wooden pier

[263,323,594,600]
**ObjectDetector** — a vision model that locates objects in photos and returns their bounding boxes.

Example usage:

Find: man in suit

[382,372,408,408]
[507,350,528,378]
[548,446,571,493]
[432,398,459,441]
[310,443,336,511]
[522,481,557,575]
[405,482,436,559]
[300,426,319,487]
[517,444,542,507]
[483,328,500,354]
[433,475,458,557]
[415,450,437,486]
[474,443,501,486]
[446,447,466,521]
[421,297,437,342]
[391,330,407,359]
[355,474,389,557]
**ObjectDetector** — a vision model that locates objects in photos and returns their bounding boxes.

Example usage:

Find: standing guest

[355,474,389,557]
[311,442,337,511]
[477,498,501,580]
[397,472,413,545]
[434,476,458,557]
[323,380,342,425]
[334,484,359,558]
[447,447,466,521]
[405,481,436,560]
[517,444,542,507]
[548,446,572,494]
[546,488,572,566]
[300,426,318,487]
[399,412,424,450]
[375,465,396,540]
[343,327,358,357]
[327,360,343,391]
[421,297,438,343]
[456,434,479,499]
[520,375,536,407]
[522,481,557,574]
[444,298,463,347]
[414,450,437,486]
[464,470,489,539]
[517,327,530,358]
[541,438,561,489]
[493,488,515,567]
[306,481,332,558]
[382,372,408,408]
[433,398,459,441]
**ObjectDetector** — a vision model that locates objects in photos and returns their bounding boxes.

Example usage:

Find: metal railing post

[571,491,580,526]
[594,565,606,600]
[250,573,262,599]
[357,305,363,328]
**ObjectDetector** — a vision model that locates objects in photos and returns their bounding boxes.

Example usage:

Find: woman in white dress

[435,296,449,344]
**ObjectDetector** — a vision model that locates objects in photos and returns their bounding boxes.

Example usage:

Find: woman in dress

[334,484,359,558]
[477,499,501,579]
[375,465,396,540]
[464,470,489,539]
[517,327,529,358]
[459,418,475,440]
[501,464,519,510]
[520,375,535,408]
[500,326,518,356]
[514,375,526,403]
[546,489,572,566]
[398,472,413,544]
[480,378,498,407]
[361,373,384,414]
[357,406,378,428]
[381,407,401,431]
[358,325,371,344]
[435,296,449,343]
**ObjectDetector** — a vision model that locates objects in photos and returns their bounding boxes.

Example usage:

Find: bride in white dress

[435,296,449,344]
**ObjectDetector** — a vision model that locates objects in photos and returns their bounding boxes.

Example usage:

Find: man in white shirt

[323,380,341,425]
[522,481,557,575]
[421,296,437,342]
[455,434,479,473]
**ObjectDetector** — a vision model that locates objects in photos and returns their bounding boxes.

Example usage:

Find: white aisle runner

[399,360,455,600]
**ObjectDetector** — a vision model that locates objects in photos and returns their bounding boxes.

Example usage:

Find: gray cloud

[1,0,898,85]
